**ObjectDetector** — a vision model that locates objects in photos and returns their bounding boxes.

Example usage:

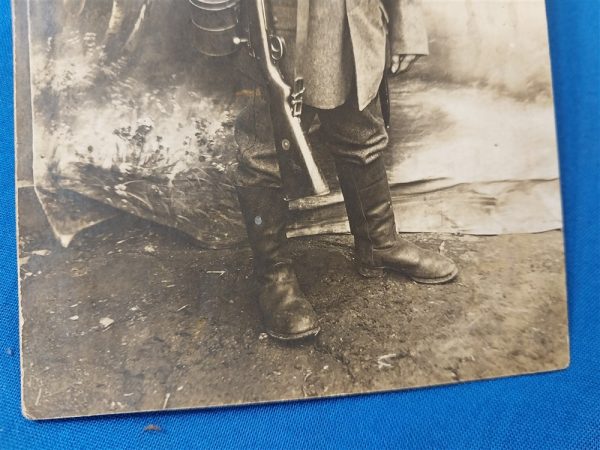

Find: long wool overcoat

[270,0,429,110]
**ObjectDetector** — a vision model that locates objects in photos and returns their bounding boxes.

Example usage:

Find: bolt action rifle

[235,0,329,200]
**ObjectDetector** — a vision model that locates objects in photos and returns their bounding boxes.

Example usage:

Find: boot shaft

[334,157,397,254]
[236,186,292,273]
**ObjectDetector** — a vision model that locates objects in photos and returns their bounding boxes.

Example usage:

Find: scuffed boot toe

[407,250,458,284]
[367,239,459,284]
[258,263,320,341]
[262,301,320,341]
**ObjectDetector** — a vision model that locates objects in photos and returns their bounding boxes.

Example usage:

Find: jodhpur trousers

[234,86,389,188]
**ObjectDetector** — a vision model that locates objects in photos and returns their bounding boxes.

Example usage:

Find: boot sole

[410,266,459,284]
[266,326,321,341]
[358,265,459,285]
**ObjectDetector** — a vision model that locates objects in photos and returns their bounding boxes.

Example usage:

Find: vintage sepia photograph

[15,0,569,419]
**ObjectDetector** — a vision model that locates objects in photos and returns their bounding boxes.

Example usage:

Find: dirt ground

[18,192,569,419]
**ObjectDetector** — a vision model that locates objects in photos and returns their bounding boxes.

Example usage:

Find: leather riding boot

[335,158,458,284]
[236,186,320,340]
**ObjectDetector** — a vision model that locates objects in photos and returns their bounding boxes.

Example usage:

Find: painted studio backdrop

[21,0,561,248]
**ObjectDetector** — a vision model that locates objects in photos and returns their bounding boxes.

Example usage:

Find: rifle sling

[294,1,309,88]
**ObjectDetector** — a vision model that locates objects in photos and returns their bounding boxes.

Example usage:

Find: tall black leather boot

[236,186,320,340]
[335,157,458,284]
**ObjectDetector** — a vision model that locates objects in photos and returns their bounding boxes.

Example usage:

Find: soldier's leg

[234,91,319,340]
[234,92,282,189]
[318,92,458,284]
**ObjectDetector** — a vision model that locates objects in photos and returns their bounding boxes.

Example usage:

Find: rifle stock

[242,0,329,200]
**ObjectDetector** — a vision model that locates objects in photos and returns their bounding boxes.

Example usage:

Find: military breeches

[234,87,389,188]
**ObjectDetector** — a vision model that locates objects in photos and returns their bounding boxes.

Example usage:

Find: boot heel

[358,264,384,278]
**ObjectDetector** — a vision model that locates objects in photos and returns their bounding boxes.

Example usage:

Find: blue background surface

[1,0,599,448]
